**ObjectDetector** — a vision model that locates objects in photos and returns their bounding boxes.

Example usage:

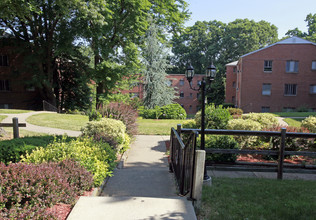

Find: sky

[185,0,316,38]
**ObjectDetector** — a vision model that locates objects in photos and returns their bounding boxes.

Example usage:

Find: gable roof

[226,61,238,66]
[241,36,316,58]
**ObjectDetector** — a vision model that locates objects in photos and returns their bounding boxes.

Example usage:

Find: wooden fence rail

[180,127,316,179]
[0,117,26,138]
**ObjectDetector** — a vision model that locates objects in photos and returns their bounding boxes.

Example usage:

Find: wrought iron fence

[169,126,198,198]
[43,100,58,112]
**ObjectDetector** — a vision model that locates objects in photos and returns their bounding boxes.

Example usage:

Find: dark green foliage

[98,102,138,136]
[87,109,102,121]
[0,135,73,164]
[0,160,93,219]
[204,135,239,162]
[139,104,187,119]
[195,104,232,129]
[222,103,235,108]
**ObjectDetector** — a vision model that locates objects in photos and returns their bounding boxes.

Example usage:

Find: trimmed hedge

[22,137,117,186]
[139,103,187,119]
[242,113,278,128]
[302,116,316,133]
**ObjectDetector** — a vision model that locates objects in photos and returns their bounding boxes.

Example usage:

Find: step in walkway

[67,135,197,220]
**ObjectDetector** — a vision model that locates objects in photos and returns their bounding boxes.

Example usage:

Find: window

[286,61,299,73]
[197,93,200,99]
[180,91,184,98]
[179,79,184,86]
[232,81,236,88]
[261,106,270,112]
[0,80,10,91]
[283,107,295,112]
[233,67,237,73]
[197,80,201,86]
[129,92,139,98]
[312,61,316,70]
[0,104,11,109]
[189,105,192,110]
[180,104,184,108]
[0,55,8,66]
[264,60,272,72]
[284,84,297,96]
[310,85,316,94]
[232,96,235,103]
[189,93,193,98]
[262,83,271,95]
[166,80,173,86]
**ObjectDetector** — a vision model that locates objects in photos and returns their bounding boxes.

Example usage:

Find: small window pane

[284,84,297,96]
[262,84,271,95]
[286,61,299,73]
[261,106,270,112]
[264,60,272,71]
[179,79,184,86]
[310,85,316,94]
[312,61,316,70]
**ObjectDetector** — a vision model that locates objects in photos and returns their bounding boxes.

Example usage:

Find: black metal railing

[180,127,316,179]
[169,126,198,198]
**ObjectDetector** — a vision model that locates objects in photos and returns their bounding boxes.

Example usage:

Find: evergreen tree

[142,23,176,109]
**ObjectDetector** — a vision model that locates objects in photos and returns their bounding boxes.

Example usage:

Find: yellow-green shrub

[242,113,278,128]
[21,137,116,186]
[227,119,262,148]
[81,118,130,152]
[302,116,316,133]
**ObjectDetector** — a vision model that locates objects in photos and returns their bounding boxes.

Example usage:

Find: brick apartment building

[121,74,204,115]
[0,37,40,109]
[225,36,316,113]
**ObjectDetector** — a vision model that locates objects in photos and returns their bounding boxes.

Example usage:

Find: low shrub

[160,104,187,119]
[0,135,73,165]
[22,137,116,186]
[302,116,316,133]
[204,135,239,162]
[242,113,278,128]
[182,119,198,129]
[87,109,102,121]
[81,118,130,152]
[98,102,138,136]
[227,119,262,148]
[227,107,243,117]
[195,104,232,129]
[0,160,93,219]
[139,103,187,119]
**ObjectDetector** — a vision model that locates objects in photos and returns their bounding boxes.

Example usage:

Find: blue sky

[185,0,316,38]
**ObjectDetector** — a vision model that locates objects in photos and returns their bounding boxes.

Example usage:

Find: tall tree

[142,22,176,109]
[286,13,316,42]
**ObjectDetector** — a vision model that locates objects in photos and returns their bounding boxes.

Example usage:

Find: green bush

[87,109,102,121]
[227,107,243,117]
[204,135,239,162]
[195,104,232,129]
[21,137,116,186]
[302,116,316,133]
[242,113,278,128]
[182,119,198,129]
[227,119,262,148]
[222,103,235,108]
[160,104,187,119]
[0,136,73,165]
[81,118,130,152]
[139,103,187,119]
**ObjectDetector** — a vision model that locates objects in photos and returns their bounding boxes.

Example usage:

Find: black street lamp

[185,62,216,181]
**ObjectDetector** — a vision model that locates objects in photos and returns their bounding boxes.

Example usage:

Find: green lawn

[198,177,316,220]
[26,113,89,131]
[273,112,316,117]
[137,118,188,135]
[0,115,7,122]
[283,118,303,128]
[0,109,33,114]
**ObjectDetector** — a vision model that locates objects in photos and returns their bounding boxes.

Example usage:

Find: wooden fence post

[277,128,286,179]
[12,117,19,139]
[177,124,182,138]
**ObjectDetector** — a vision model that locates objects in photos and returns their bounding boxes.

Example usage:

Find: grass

[273,112,316,117]
[26,113,89,131]
[0,115,7,122]
[137,118,188,135]
[0,109,33,114]
[198,177,316,220]
[283,118,303,128]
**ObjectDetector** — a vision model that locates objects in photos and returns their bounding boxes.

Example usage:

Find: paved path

[67,135,197,220]
[0,111,81,137]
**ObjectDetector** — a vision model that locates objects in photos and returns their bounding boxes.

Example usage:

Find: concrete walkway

[67,135,197,220]
[0,111,81,137]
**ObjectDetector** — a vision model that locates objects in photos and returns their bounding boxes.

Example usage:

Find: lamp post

[185,63,216,181]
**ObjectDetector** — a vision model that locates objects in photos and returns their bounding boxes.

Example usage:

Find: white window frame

[284,84,297,96]
[264,60,272,72]
[286,61,299,73]
[262,83,271,95]
[310,85,316,94]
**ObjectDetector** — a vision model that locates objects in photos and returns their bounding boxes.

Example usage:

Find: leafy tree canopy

[286,13,316,42]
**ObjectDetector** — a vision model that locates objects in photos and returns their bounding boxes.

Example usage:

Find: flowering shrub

[98,102,138,136]
[302,116,316,133]
[81,118,130,153]
[22,137,116,186]
[0,160,93,219]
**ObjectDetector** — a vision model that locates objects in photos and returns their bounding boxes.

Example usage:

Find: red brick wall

[235,44,316,113]
[0,46,40,109]
[225,64,237,105]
